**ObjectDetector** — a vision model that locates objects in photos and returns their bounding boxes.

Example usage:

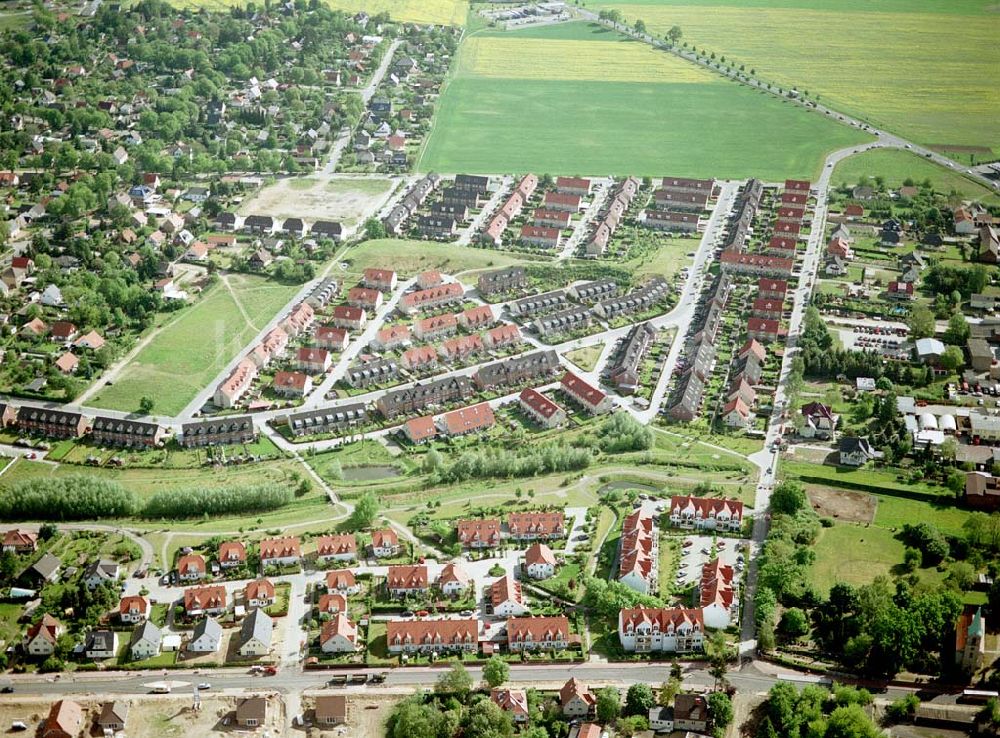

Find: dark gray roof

[286,404,367,434]
[91,416,162,437]
[85,629,116,652]
[239,608,273,648]
[474,350,560,389]
[29,553,61,580]
[181,416,254,438]
[192,616,222,642]
[130,620,162,650]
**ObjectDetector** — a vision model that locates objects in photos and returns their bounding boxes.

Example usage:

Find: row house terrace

[414,313,458,341]
[440,334,484,362]
[259,536,301,567]
[508,511,565,541]
[618,607,704,653]
[180,416,255,447]
[376,375,475,419]
[518,387,567,429]
[215,358,258,408]
[401,345,439,372]
[668,495,744,532]
[400,282,465,315]
[560,371,613,415]
[15,407,88,439]
[618,509,658,595]
[484,324,522,349]
[506,615,573,652]
[345,358,398,389]
[90,417,165,448]
[474,350,560,390]
[458,518,501,549]
[439,402,495,436]
[285,403,367,437]
[478,266,528,296]
[386,564,429,598]
[387,618,478,654]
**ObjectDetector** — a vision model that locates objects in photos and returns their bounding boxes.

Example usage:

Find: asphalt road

[0,660,921,700]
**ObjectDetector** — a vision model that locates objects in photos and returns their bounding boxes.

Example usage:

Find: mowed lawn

[833,149,1000,205]
[419,23,868,178]
[596,0,1000,154]
[343,239,549,279]
[89,275,300,415]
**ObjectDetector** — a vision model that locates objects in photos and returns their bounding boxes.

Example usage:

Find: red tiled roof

[316,534,357,557]
[387,565,428,589]
[441,402,495,435]
[519,388,562,420]
[457,518,501,546]
[560,371,606,409]
[259,536,301,559]
[404,415,438,442]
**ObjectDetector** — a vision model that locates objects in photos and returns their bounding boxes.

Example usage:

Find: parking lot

[675,534,746,588]
[834,323,910,360]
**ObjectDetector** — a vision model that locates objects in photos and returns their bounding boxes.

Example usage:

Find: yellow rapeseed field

[323,0,468,26]
[611,4,1000,151]
[170,0,468,26]
[458,36,715,83]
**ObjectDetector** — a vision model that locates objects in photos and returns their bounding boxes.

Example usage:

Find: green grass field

[88,274,301,415]
[418,22,869,178]
[809,524,904,593]
[832,149,1000,204]
[619,234,700,279]
[0,455,302,499]
[343,239,548,278]
[594,0,1000,154]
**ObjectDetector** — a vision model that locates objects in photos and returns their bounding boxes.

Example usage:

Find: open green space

[0,456,334,533]
[832,148,1000,204]
[564,345,604,372]
[594,0,1000,154]
[419,22,869,178]
[808,523,905,594]
[343,239,547,279]
[88,274,301,415]
[782,459,952,500]
[617,234,700,280]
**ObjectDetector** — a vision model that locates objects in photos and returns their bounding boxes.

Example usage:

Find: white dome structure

[939,414,957,433]
[919,413,938,430]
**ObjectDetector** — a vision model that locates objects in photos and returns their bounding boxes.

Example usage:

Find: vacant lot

[832,148,1000,204]
[420,22,868,178]
[596,0,1000,154]
[343,239,548,278]
[806,486,875,524]
[89,274,299,415]
[240,175,397,229]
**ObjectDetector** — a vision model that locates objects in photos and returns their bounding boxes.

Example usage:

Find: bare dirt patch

[0,693,284,737]
[239,175,397,227]
[806,485,876,524]
[302,691,402,738]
